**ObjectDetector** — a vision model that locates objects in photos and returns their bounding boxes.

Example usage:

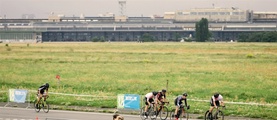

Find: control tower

[118,0,127,16]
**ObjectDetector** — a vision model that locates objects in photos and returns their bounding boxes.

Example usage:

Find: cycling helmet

[162,89,167,92]
[183,92,188,96]
[152,91,158,96]
[214,93,219,98]
[45,83,49,88]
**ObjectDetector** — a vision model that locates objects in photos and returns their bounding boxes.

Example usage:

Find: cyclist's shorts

[174,98,182,106]
[144,97,154,105]
[39,90,45,95]
[210,99,220,106]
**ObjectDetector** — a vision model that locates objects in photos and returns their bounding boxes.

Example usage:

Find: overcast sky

[0,0,276,18]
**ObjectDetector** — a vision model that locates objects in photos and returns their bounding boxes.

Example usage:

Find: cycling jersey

[174,95,187,107]
[156,92,166,101]
[210,94,223,106]
[144,92,155,105]
[145,92,155,101]
[38,84,48,94]
[211,94,223,101]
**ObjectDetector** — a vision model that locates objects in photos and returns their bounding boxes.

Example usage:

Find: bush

[238,32,277,42]
[91,36,106,42]
[6,47,11,51]
[246,54,255,58]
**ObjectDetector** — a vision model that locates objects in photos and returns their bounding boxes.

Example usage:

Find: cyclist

[143,91,158,118]
[36,83,49,108]
[155,89,167,103]
[174,92,189,120]
[208,93,225,119]
[154,89,167,115]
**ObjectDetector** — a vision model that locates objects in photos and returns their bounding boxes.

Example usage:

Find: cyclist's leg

[182,108,186,117]
[36,91,43,108]
[174,99,178,116]
[36,90,43,104]
[209,106,214,113]
[209,99,216,118]
[43,93,47,101]
[174,106,179,116]
[144,97,150,116]
[209,98,218,112]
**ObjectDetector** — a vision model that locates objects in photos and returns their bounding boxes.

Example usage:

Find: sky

[0,0,276,18]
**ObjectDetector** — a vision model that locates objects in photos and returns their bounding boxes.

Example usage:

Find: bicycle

[156,101,169,120]
[169,105,190,120]
[34,94,49,113]
[204,106,225,120]
[140,102,159,120]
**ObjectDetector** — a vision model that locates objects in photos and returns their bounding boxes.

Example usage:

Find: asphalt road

[0,107,202,120]
[0,106,267,120]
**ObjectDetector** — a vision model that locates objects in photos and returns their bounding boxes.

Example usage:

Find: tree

[141,33,155,42]
[195,18,211,42]
[238,32,277,42]
[173,32,181,42]
[91,36,106,42]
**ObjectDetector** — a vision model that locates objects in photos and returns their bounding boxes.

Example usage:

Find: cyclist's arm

[154,95,158,104]
[163,94,166,101]
[213,99,217,108]
[184,98,188,107]
[220,100,224,106]
[45,89,48,96]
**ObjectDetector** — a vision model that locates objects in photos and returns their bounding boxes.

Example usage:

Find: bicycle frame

[205,106,224,120]
[34,94,49,113]
[156,102,169,114]
[213,106,224,120]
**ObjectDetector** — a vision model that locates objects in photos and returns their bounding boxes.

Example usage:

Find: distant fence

[187,98,277,106]
[2,90,276,107]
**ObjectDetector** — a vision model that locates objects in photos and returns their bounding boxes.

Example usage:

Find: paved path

[0,107,202,120]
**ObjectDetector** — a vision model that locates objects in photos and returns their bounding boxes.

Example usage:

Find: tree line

[238,32,277,42]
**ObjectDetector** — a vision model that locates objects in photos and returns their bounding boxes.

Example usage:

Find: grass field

[0,42,276,119]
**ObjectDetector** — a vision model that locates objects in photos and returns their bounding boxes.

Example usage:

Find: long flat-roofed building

[174,7,249,22]
[0,7,276,42]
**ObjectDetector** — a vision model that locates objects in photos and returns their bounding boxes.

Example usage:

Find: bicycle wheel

[204,110,212,120]
[184,110,189,120]
[34,99,41,113]
[42,102,49,113]
[148,107,157,120]
[214,110,224,120]
[159,106,168,120]
[169,110,175,120]
[140,107,147,120]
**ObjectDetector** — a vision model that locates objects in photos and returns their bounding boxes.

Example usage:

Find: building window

[190,12,197,15]
[212,12,218,15]
[198,12,205,15]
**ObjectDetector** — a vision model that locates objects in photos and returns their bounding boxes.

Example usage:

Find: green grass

[0,42,277,119]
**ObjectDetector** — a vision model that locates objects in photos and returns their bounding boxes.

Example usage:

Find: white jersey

[145,92,155,101]
[212,94,223,101]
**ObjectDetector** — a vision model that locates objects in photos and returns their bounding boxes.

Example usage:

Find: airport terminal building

[0,7,276,42]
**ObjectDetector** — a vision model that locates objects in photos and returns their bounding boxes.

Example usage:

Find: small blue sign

[123,94,140,110]
[14,89,28,103]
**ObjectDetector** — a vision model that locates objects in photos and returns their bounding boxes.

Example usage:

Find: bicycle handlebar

[215,105,226,110]
[36,94,49,98]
